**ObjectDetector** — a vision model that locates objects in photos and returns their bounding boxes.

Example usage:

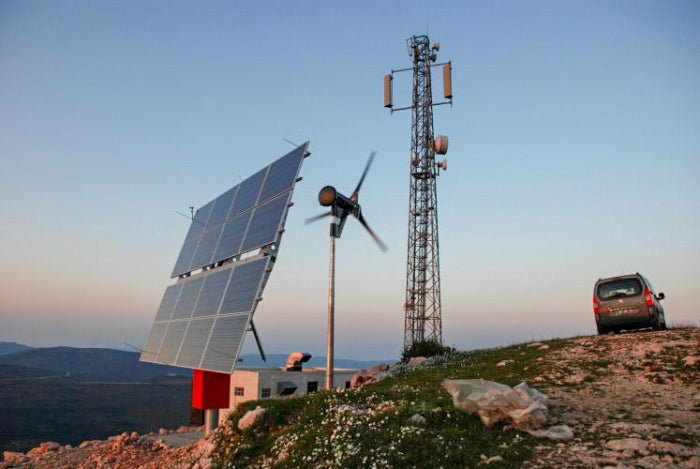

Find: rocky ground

[524,328,699,468]
[1,427,215,469]
[2,328,698,468]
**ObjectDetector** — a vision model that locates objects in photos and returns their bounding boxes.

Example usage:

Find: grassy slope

[211,339,571,468]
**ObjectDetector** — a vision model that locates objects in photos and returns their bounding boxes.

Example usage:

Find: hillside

[0,346,190,382]
[2,328,697,468]
[0,342,33,356]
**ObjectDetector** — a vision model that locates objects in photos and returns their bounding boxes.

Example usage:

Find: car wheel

[652,312,663,331]
[596,324,607,335]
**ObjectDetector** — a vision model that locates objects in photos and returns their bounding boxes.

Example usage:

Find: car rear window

[597,278,643,300]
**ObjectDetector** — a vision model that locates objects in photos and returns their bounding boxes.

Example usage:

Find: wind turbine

[307,152,387,390]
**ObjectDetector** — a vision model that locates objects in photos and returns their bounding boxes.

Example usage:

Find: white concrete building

[219,366,356,423]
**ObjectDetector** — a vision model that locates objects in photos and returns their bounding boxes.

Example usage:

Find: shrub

[401,340,455,363]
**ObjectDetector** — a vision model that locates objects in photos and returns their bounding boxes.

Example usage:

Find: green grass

[211,340,569,468]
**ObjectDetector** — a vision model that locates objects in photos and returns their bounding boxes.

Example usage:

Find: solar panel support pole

[205,409,219,436]
[325,226,336,391]
[249,319,267,362]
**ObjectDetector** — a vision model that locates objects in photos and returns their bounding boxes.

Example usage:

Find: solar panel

[171,277,205,320]
[220,257,269,314]
[185,201,214,241]
[192,267,232,317]
[154,284,182,322]
[229,168,267,219]
[207,186,238,229]
[141,322,168,361]
[212,211,251,264]
[200,314,250,373]
[176,318,215,368]
[239,193,290,253]
[157,321,188,363]
[141,141,309,373]
[171,238,198,278]
[189,225,223,271]
[258,145,305,202]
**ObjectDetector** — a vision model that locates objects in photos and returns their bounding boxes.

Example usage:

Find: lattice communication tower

[385,35,453,349]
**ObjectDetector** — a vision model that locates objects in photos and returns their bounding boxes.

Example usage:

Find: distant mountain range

[0,342,33,356]
[0,342,391,383]
[0,343,189,382]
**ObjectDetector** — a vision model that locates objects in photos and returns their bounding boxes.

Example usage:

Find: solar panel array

[140,142,308,374]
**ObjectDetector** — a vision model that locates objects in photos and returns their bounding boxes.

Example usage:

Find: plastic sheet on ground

[442,379,573,441]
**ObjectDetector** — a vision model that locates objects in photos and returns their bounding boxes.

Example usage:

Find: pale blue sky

[1,1,698,360]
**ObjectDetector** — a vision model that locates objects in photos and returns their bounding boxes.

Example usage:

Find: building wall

[218,368,355,424]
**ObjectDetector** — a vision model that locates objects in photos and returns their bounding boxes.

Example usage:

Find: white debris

[442,379,573,441]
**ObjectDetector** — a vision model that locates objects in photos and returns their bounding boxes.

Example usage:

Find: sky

[1,1,698,361]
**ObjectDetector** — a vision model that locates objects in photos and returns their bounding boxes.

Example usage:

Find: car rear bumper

[597,310,654,328]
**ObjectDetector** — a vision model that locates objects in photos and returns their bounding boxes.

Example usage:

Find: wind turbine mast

[307,153,386,390]
[385,35,453,350]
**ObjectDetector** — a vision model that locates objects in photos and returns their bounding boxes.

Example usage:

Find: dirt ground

[2,328,698,468]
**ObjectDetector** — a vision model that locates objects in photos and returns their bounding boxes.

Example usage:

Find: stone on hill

[408,356,428,367]
[3,451,28,464]
[407,413,426,425]
[351,363,391,388]
[682,355,698,366]
[238,406,266,431]
[27,441,60,456]
[604,438,649,455]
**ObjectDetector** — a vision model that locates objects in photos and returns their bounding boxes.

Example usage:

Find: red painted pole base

[191,369,230,410]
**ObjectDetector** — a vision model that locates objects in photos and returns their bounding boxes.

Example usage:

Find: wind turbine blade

[351,151,377,201]
[305,211,331,224]
[357,212,388,252]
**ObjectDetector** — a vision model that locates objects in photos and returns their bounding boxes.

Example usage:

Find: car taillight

[593,295,599,314]
[645,288,653,307]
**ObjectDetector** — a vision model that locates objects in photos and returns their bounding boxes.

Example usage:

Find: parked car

[593,273,666,334]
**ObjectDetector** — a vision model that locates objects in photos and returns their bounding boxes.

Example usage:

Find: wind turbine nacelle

[318,186,337,206]
[318,186,356,211]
